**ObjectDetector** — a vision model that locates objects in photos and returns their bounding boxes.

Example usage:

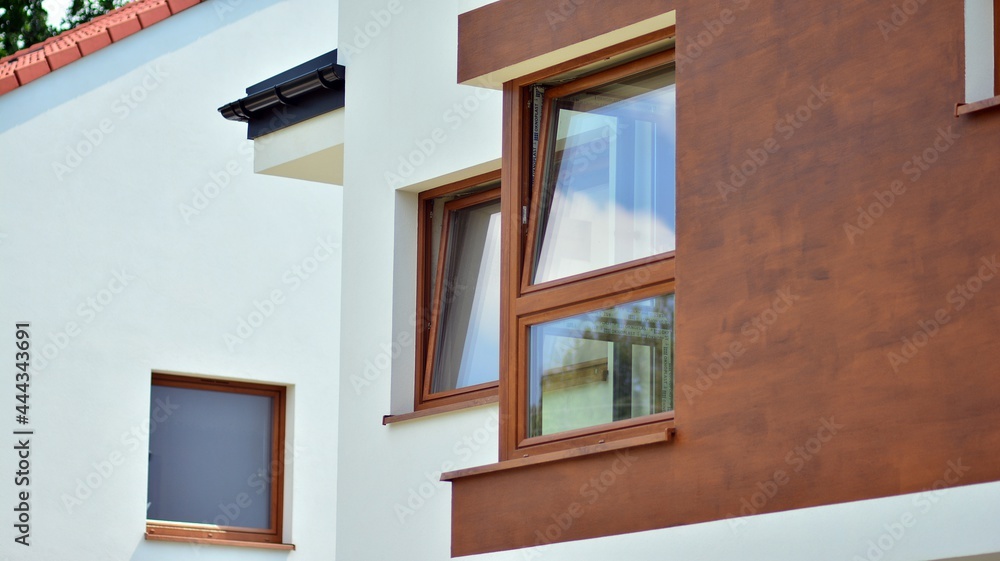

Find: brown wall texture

[451,0,1000,555]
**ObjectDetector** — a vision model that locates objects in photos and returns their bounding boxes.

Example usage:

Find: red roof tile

[11,49,50,86]
[137,2,172,27]
[167,0,201,13]
[43,37,83,71]
[0,0,205,97]
[0,66,18,96]
[107,12,143,42]
[71,25,113,56]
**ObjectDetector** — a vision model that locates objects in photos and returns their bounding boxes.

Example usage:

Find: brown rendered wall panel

[450,0,1000,556]
[457,0,676,83]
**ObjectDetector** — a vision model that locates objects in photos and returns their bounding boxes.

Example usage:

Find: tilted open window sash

[416,175,502,411]
[523,50,677,291]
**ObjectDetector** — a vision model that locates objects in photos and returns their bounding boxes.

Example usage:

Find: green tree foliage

[0,0,54,58]
[61,0,128,28]
[0,0,128,58]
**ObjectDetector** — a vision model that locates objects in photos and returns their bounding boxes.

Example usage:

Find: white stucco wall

[334,2,1000,561]
[0,1,341,560]
[335,1,503,560]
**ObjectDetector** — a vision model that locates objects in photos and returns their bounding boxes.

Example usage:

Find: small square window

[415,173,502,410]
[145,374,287,547]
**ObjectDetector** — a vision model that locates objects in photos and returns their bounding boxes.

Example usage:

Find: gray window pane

[147,385,273,529]
[431,199,502,392]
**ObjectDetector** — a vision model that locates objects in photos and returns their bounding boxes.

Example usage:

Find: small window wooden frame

[501,43,677,460]
[145,373,288,548]
[415,171,502,411]
[957,0,1000,115]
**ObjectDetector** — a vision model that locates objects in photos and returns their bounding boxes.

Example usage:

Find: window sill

[440,421,675,481]
[383,394,498,425]
[955,95,1000,116]
[144,533,295,550]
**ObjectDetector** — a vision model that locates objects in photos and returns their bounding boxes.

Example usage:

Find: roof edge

[0,0,205,97]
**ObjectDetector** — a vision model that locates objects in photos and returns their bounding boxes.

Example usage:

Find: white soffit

[254,108,345,185]
[399,159,501,193]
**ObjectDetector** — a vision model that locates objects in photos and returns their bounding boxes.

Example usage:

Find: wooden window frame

[501,43,677,461]
[414,171,502,412]
[145,373,288,548]
[995,0,999,94]
[958,0,1000,115]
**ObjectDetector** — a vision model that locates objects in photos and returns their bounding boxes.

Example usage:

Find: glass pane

[527,294,674,438]
[147,385,273,529]
[532,65,676,284]
[430,199,502,393]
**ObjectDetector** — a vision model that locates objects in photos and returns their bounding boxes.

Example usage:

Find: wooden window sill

[144,533,295,550]
[441,421,675,481]
[956,95,1000,116]
[383,394,498,425]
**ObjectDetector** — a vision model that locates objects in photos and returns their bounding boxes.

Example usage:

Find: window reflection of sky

[431,200,502,393]
[456,212,502,388]
[535,80,676,284]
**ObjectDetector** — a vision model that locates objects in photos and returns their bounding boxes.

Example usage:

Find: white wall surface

[0,1,341,560]
[334,1,1000,561]
[334,0,503,560]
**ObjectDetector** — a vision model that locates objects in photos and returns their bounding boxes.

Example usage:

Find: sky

[42,0,70,27]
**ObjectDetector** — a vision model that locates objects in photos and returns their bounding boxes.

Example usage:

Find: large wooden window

[502,48,677,459]
[145,374,288,548]
[416,172,502,410]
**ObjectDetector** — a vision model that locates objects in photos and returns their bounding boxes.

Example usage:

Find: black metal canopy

[218,49,345,139]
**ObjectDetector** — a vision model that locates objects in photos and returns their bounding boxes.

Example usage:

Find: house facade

[2,0,1000,560]
[331,0,1000,559]
[0,0,342,559]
